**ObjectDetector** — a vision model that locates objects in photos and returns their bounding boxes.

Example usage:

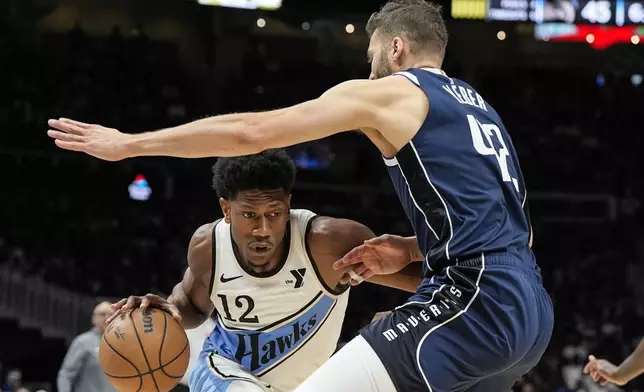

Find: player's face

[221,189,291,272]
[367,32,394,80]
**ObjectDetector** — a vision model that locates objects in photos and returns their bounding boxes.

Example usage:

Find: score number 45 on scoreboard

[578,0,644,25]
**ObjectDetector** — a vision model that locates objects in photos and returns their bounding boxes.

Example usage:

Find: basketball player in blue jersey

[48,0,555,390]
[106,149,421,392]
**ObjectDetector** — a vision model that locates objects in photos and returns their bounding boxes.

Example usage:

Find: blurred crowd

[1,21,643,392]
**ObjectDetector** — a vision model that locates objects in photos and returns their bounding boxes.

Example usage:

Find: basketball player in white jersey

[107,149,421,392]
[48,1,553,391]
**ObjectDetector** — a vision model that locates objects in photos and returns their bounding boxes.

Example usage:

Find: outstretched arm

[584,338,644,386]
[125,80,376,158]
[49,80,377,160]
[47,76,426,161]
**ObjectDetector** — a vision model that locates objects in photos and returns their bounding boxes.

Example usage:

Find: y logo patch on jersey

[289,268,306,289]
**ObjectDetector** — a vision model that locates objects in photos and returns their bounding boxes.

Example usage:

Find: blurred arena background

[0,0,643,391]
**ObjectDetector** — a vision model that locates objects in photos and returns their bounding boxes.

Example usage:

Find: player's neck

[404,58,442,72]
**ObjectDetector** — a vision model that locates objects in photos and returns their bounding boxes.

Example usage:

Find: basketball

[99,307,190,392]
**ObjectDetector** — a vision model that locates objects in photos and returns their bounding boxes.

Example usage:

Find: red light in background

[536,24,643,49]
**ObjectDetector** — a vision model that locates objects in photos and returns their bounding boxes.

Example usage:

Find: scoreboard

[485,0,644,25]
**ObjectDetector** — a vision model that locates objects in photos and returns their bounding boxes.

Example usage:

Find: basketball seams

[130,310,162,392]
[158,311,190,379]
[158,309,168,375]
[160,341,189,378]
[101,334,144,391]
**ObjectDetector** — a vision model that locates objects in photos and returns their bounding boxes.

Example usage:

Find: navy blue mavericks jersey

[386,68,532,273]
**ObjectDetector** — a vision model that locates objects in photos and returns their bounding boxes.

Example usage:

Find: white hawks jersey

[204,209,350,392]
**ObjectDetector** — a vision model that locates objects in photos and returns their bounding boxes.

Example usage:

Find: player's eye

[242,212,256,219]
[267,212,281,218]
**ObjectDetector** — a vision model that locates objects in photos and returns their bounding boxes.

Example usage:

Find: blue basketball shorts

[359,252,554,392]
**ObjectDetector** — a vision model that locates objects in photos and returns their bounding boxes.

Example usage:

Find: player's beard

[373,49,393,80]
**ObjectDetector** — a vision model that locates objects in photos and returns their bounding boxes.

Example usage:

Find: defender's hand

[583,355,628,386]
[47,118,130,161]
[333,234,414,285]
[107,294,182,325]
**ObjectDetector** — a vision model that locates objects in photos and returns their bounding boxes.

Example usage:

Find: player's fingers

[339,272,352,285]
[59,117,93,128]
[48,119,86,135]
[364,234,391,246]
[352,263,369,277]
[111,298,128,309]
[599,377,609,386]
[48,130,85,143]
[333,246,365,269]
[54,139,86,152]
[347,269,365,285]
[595,367,613,382]
[351,269,375,286]
[106,309,123,325]
[583,361,597,374]
[168,306,182,323]
[124,296,140,310]
[140,296,151,309]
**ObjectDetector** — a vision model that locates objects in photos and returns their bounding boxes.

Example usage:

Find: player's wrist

[122,132,145,158]
[614,365,637,385]
[404,236,424,263]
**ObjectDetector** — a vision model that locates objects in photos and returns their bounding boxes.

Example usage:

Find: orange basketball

[99,307,190,392]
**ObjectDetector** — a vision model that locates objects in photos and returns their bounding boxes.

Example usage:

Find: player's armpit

[168,223,216,329]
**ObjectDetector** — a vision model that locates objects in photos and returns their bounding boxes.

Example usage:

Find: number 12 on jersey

[467,114,520,193]
[217,294,259,323]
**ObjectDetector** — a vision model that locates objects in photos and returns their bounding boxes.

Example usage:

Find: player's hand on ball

[334,234,413,286]
[47,118,130,161]
[107,294,182,325]
[583,355,628,386]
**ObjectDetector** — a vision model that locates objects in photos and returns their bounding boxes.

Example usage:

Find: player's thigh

[463,358,540,392]
[190,354,272,392]
[463,372,517,392]
[293,335,397,392]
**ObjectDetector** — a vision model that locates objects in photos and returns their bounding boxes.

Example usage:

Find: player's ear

[392,37,404,63]
[219,197,231,223]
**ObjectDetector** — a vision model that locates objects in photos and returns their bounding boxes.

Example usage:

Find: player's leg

[464,274,554,392]
[190,353,272,392]
[292,335,397,392]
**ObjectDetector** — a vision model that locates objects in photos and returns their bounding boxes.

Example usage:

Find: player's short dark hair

[366,0,448,57]
[212,149,297,200]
